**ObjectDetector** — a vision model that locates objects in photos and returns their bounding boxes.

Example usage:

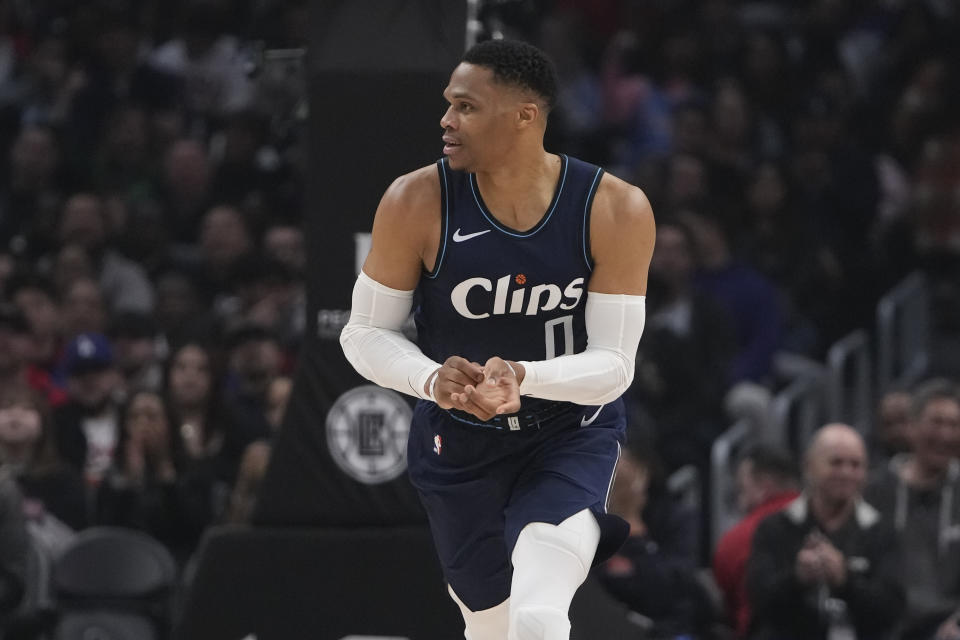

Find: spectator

[165,342,225,461]
[51,332,124,488]
[0,385,86,533]
[96,389,210,562]
[865,379,960,640]
[736,160,842,357]
[55,192,155,313]
[263,223,306,277]
[164,341,235,521]
[0,303,66,408]
[624,217,735,472]
[160,139,213,244]
[223,324,280,447]
[0,124,64,252]
[746,423,905,640]
[713,444,800,638]
[6,271,64,376]
[109,311,163,393]
[58,275,107,341]
[230,254,304,353]
[0,465,27,615]
[596,441,707,637]
[874,387,913,463]
[197,204,255,300]
[148,2,253,125]
[153,267,219,348]
[681,209,783,386]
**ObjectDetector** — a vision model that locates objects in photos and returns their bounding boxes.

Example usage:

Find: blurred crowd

[0,0,307,631]
[1,0,960,638]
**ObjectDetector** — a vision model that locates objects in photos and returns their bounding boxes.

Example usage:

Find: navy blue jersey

[414,154,604,415]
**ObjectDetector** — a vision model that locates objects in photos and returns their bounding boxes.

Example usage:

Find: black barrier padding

[174,525,461,640]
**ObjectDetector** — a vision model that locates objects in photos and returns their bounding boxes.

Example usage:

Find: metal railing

[877,271,930,396]
[710,420,752,548]
[826,329,873,439]
[667,464,701,514]
[769,372,826,454]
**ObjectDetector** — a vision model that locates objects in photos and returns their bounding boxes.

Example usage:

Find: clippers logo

[450,275,584,320]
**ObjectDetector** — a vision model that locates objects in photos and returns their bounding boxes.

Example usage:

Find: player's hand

[431,356,485,411]
[455,357,521,420]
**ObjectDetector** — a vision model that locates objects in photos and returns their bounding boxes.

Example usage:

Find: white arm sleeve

[339,271,441,400]
[517,292,645,405]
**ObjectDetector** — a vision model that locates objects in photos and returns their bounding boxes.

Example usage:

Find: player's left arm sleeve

[517,291,645,405]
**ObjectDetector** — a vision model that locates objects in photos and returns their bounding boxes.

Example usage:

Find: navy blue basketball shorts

[407,399,630,612]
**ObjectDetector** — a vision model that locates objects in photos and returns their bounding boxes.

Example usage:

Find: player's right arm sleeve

[339,271,441,400]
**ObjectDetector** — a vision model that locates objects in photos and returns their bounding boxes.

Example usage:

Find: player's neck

[474,148,561,231]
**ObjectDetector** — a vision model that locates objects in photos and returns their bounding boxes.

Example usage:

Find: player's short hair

[911,377,960,418]
[462,39,559,111]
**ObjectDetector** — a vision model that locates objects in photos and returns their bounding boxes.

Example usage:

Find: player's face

[440,63,522,171]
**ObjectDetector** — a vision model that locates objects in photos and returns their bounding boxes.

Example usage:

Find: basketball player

[340,39,654,640]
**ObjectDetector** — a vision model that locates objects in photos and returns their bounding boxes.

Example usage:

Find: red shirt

[712,490,800,637]
[26,365,68,408]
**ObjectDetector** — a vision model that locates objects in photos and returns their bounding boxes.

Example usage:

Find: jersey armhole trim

[582,167,604,271]
[424,158,450,279]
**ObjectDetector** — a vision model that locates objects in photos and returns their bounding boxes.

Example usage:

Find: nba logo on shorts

[433,434,442,455]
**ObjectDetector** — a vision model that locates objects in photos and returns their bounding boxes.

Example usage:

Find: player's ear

[516,102,540,129]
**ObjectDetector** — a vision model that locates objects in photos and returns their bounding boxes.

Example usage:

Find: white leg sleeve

[508,509,600,640]
[448,586,510,640]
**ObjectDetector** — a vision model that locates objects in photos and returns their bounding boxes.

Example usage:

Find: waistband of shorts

[446,400,576,432]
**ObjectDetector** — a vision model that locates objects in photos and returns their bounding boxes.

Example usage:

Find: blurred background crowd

[0,0,959,638]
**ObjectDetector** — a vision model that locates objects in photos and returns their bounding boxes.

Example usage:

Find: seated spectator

[874,387,913,463]
[0,303,66,408]
[58,275,108,342]
[51,333,124,488]
[55,192,154,313]
[747,424,905,640]
[164,341,235,522]
[263,223,306,277]
[681,210,784,386]
[153,267,219,348]
[865,379,960,640]
[0,466,28,616]
[96,389,211,562]
[229,254,305,355]
[109,311,163,392]
[5,271,64,378]
[166,342,226,461]
[0,385,86,533]
[625,217,735,472]
[596,441,708,637]
[713,444,800,638]
[223,324,281,447]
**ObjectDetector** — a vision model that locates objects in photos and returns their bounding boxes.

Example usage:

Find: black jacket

[746,494,905,640]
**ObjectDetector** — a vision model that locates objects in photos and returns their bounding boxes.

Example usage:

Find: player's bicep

[588,181,655,295]
[361,172,438,291]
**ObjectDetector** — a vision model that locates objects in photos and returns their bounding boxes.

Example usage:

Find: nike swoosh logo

[580,405,604,427]
[452,228,491,242]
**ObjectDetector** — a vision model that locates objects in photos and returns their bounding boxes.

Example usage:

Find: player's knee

[448,586,509,640]
[512,510,600,576]
[508,605,570,640]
